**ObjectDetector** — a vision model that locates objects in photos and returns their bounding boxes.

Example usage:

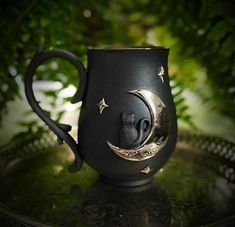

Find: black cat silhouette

[120,113,151,149]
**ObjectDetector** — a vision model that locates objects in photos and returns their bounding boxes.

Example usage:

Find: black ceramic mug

[25,46,177,186]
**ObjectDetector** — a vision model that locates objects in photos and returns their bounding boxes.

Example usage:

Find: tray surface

[0,130,235,227]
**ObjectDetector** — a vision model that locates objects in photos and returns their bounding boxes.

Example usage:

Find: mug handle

[25,46,87,172]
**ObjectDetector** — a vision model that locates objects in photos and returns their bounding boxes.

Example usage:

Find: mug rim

[87,45,169,51]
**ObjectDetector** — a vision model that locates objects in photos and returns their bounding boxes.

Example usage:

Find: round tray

[0,130,235,227]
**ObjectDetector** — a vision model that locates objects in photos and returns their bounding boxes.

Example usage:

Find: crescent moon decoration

[107,89,169,161]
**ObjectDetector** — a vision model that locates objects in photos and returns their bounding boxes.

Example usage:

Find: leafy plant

[170,75,195,128]
[0,0,234,132]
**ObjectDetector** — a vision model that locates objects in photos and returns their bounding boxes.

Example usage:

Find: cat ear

[121,112,135,122]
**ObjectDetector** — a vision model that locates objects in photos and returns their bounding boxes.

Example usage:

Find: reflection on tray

[0,129,235,226]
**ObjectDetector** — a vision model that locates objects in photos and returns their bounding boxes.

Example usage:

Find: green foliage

[171,75,195,128]
[0,0,234,129]
[150,0,235,116]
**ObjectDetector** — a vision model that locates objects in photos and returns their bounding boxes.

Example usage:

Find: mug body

[78,47,177,186]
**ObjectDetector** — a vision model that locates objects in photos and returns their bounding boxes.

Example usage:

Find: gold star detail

[97,98,109,114]
[157,66,164,83]
[140,165,152,174]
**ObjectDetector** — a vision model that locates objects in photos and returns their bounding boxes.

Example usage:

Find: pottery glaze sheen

[25,46,177,186]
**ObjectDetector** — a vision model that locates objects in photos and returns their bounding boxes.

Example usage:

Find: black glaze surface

[25,46,177,186]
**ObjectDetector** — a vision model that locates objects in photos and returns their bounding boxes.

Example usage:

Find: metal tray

[0,130,234,227]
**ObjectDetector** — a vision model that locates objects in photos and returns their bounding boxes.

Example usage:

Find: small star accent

[140,165,152,174]
[97,98,109,114]
[157,66,164,83]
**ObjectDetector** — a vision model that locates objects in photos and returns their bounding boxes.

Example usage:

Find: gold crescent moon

[107,89,169,161]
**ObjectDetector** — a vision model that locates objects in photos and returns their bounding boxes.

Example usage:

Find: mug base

[100,176,154,187]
